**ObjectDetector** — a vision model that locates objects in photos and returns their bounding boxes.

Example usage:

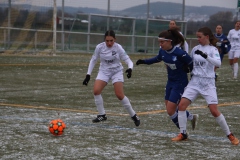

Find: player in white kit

[172,27,239,145]
[83,30,140,126]
[227,21,240,79]
[169,20,189,53]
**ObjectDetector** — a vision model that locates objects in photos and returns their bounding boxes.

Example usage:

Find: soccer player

[136,28,198,131]
[172,27,239,145]
[214,25,231,80]
[169,20,189,53]
[227,21,240,79]
[82,30,140,127]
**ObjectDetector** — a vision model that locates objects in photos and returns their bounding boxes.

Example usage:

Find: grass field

[0,53,240,159]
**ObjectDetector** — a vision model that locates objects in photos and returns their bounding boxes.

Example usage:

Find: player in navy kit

[214,25,231,80]
[214,25,231,61]
[83,30,140,126]
[136,28,198,131]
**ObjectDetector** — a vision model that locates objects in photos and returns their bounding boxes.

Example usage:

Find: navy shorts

[165,83,186,104]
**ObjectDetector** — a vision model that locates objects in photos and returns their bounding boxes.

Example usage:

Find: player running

[136,28,198,132]
[172,27,239,145]
[83,30,140,127]
[227,21,240,79]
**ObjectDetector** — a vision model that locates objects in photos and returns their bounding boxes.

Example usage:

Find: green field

[0,53,239,159]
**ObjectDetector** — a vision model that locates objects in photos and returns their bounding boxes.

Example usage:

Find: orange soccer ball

[48,119,66,136]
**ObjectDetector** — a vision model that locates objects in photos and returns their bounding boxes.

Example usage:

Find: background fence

[0,0,202,53]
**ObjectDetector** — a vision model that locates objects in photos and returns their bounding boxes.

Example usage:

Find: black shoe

[131,114,140,127]
[92,114,107,123]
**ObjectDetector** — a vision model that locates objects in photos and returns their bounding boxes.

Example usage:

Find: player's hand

[125,68,132,79]
[83,74,90,86]
[195,50,207,59]
[182,64,190,73]
[136,59,145,65]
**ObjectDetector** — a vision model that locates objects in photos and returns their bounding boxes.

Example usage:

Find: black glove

[182,64,190,73]
[195,50,207,59]
[125,68,132,79]
[136,59,145,65]
[83,74,90,86]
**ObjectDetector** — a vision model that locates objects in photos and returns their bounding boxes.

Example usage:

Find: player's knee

[93,90,101,95]
[115,94,124,100]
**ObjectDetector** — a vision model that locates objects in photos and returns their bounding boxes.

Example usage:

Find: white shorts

[96,69,124,84]
[228,50,240,59]
[182,76,218,105]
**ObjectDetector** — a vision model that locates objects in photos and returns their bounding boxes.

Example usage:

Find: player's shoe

[171,133,188,141]
[227,133,239,145]
[92,114,107,123]
[131,114,140,127]
[191,114,199,130]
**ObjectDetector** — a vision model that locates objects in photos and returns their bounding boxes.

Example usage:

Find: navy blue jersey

[143,47,193,103]
[144,46,192,84]
[214,33,231,54]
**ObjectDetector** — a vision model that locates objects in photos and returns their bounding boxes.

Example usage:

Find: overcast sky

[60,0,238,10]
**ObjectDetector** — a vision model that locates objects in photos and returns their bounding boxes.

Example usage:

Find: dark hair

[197,27,218,46]
[235,20,240,24]
[158,28,184,47]
[216,25,223,29]
[104,30,115,39]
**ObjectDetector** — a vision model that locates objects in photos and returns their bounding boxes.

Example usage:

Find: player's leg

[112,72,140,126]
[228,51,234,78]
[172,86,198,141]
[233,51,239,79]
[204,87,239,145]
[92,72,109,123]
[167,86,198,130]
[208,104,239,145]
[165,100,179,128]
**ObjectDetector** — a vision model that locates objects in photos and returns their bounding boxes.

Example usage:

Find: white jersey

[87,42,133,75]
[227,29,240,51]
[176,31,189,53]
[190,44,221,78]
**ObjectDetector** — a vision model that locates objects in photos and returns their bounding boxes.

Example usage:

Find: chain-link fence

[0,0,201,54]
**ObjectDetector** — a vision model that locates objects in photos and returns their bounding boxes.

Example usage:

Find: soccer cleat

[171,133,188,141]
[131,114,140,127]
[227,133,239,145]
[191,114,199,130]
[92,114,107,123]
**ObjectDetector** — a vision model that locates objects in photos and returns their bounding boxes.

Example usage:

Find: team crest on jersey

[172,56,177,61]
[112,51,117,56]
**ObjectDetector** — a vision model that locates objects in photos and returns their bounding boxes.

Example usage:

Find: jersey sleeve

[227,30,232,40]
[184,40,189,53]
[144,49,162,64]
[118,45,133,69]
[87,45,100,75]
[206,47,221,68]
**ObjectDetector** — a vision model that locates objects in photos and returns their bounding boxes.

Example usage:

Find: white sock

[233,63,238,78]
[94,94,105,115]
[187,112,193,121]
[216,114,231,136]
[178,111,187,134]
[121,96,135,117]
